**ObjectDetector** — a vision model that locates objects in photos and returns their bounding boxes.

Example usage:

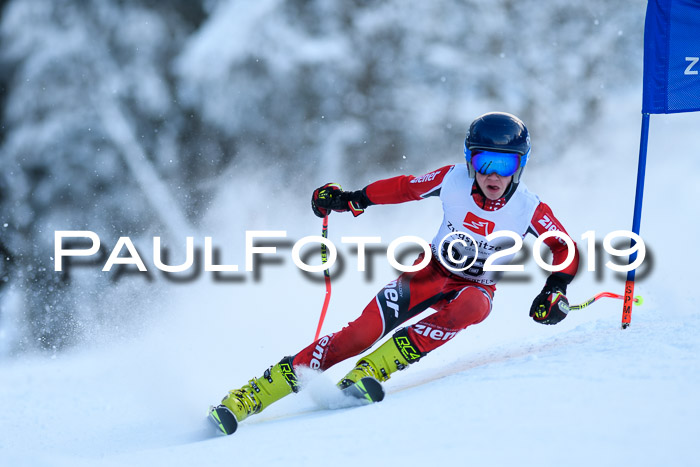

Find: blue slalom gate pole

[622,112,650,329]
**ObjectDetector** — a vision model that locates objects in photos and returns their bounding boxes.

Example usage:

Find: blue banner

[642,0,700,114]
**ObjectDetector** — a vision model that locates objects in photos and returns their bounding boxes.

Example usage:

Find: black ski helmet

[464,112,531,183]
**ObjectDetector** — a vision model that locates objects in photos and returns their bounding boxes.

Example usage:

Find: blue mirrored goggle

[469,150,522,177]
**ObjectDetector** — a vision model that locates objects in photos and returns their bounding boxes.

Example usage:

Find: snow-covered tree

[0,0,213,351]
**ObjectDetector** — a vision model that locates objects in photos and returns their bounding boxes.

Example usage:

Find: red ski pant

[293,255,494,372]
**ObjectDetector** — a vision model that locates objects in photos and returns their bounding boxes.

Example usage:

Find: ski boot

[337,329,424,402]
[210,356,299,435]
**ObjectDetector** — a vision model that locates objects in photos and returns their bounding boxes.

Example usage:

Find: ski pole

[314,214,332,341]
[570,291,643,311]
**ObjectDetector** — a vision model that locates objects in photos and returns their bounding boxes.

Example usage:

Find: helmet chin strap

[502,180,518,201]
[504,166,525,198]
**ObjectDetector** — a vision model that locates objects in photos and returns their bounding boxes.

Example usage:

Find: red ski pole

[570,291,643,311]
[314,215,332,341]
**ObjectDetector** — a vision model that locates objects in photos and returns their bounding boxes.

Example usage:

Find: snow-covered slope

[1,97,698,467]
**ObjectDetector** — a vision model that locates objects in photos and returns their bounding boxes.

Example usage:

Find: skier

[209,112,580,434]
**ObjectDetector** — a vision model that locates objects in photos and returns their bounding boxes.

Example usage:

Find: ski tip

[359,377,385,403]
[341,376,385,404]
[208,405,238,435]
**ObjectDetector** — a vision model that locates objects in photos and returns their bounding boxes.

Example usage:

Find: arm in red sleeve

[530,202,579,289]
[364,165,454,205]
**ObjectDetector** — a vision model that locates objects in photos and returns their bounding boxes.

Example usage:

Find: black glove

[529,277,570,325]
[311,183,372,218]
